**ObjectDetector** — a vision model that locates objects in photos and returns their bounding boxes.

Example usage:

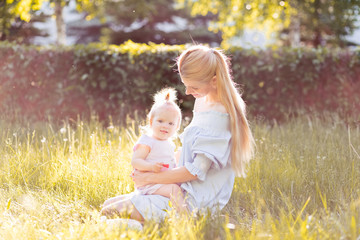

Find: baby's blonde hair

[148,87,182,130]
[177,45,255,177]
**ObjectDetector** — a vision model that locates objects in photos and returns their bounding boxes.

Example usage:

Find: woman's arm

[175,148,182,166]
[132,166,197,187]
[131,144,163,172]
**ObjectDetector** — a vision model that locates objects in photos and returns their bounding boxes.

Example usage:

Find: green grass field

[1,115,359,239]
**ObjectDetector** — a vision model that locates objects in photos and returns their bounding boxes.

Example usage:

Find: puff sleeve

[183,129,232,181]
[133,135,154,151]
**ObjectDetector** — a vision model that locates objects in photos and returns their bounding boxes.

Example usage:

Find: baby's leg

[102,195,127,208]
[152,184,188,213]
[101,196,144,222]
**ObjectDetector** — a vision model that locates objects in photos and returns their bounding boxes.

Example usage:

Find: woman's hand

[132,167,198,187]
[131,169,153,188]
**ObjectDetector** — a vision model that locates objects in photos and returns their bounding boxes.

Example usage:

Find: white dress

[128,111,235,221]
[134,134,176,195]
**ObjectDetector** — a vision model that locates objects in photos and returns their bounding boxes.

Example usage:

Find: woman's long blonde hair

[177,45,255,177]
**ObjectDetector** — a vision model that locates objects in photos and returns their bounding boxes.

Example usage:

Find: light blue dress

[129,111,235,221]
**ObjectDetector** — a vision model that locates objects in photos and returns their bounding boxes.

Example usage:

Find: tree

[0,0,44,41]
[49,0,106,45]
[2,0,219,46]
[284,0,360,47]
[68,0,221,45]
[2,12,49,44]
[106,0,221,45]
[177,0,294,47]
[178,0,360,47]
[0,0,105,44]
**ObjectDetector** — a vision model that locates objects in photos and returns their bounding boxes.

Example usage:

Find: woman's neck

[205,92,220,103]
[195,96,227,113]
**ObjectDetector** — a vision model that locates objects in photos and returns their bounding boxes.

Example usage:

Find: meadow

[0,114,359,239]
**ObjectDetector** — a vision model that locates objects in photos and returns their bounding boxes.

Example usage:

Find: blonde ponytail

[211,50,254,177]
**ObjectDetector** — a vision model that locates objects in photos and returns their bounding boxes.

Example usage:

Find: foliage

[69,0,221,45]
[2,13,50,44]
[178,0,360,47]
[0,0,44,40]
[1,115,360,239]
[0,0,107,44]
[231,46,360,121]
[4,0,44,22]
[285,0,360,46]
[178,0,294,47]
[0,41,359,123]
[1,0,220,46]
[0,40,186,123]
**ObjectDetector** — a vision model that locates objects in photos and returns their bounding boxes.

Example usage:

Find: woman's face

[181,77,217,99]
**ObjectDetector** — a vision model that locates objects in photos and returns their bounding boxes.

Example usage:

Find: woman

[101,45,255,223]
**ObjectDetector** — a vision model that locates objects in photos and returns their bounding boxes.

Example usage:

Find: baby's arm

[131,144,163,172]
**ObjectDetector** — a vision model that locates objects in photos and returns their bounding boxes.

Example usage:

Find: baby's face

[151,106,179,141]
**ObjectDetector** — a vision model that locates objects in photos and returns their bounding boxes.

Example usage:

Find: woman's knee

[169,184,182,196]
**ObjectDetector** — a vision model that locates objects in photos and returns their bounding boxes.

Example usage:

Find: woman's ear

[211,76,217,89]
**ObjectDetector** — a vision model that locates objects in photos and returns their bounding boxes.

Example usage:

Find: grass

[0,114,360,239]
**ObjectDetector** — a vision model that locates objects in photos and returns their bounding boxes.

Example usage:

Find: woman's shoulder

[186,112,230,135]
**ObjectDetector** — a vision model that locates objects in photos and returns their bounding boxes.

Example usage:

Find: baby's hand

[151,162,163,173]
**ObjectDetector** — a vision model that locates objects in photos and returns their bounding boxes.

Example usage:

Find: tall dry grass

[1,114,359,239]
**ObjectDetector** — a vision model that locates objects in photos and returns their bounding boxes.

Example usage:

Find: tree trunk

[0,1,9,41]
[289,15,301,47]
[312,0,322,47]
[55,0,66,45]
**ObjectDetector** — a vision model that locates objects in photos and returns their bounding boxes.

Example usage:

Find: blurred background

[1,0,360,48]
[1,0,360,123]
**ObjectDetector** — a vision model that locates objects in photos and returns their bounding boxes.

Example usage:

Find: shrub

[0,41,359,123]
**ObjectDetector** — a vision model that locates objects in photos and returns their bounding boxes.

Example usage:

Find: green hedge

[233,47,360,121]
[0,41,359,123]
